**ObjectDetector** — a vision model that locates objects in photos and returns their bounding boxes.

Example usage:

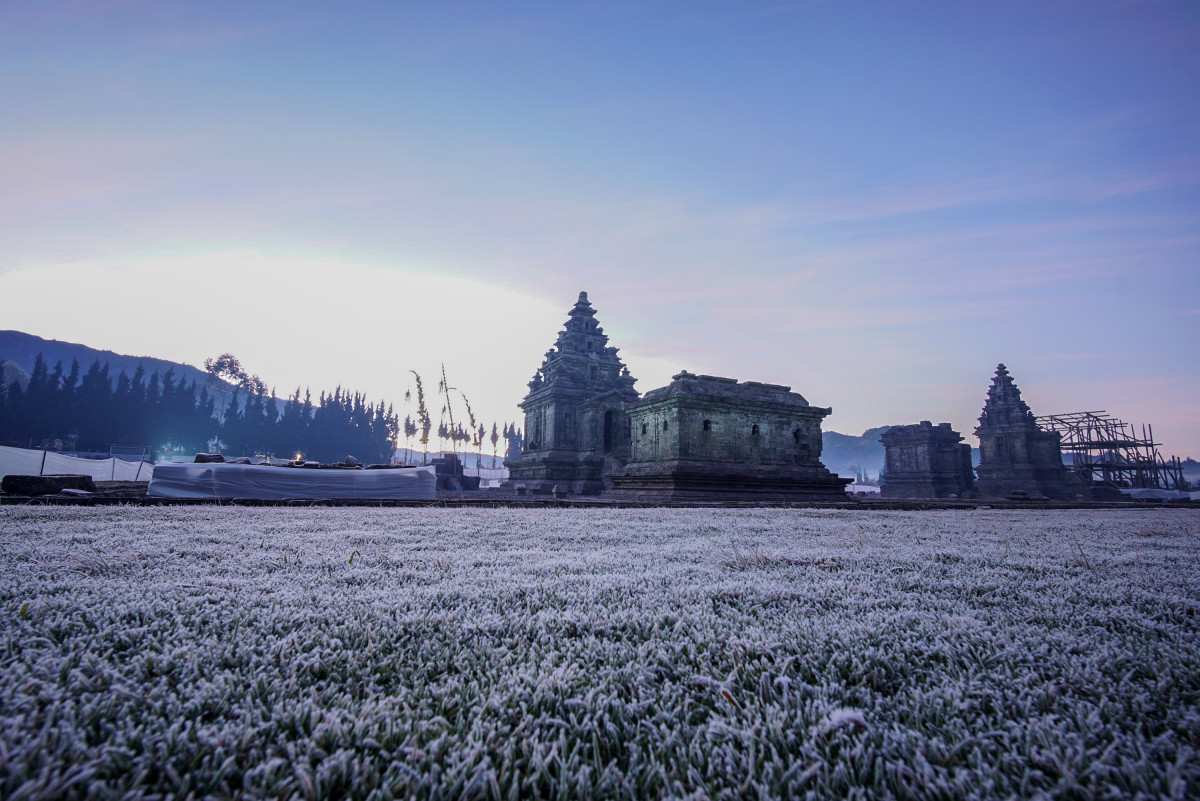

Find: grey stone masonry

[607,371,851,500]
[973,364,1071,499]
[879,421,974,498]
[501,291,639,495]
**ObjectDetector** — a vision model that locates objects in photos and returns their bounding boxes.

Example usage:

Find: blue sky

[2,1,1197,453]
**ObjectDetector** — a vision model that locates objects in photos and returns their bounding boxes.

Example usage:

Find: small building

[879,421,973,498]
[974,364,1071,499]
[607,371,851,501]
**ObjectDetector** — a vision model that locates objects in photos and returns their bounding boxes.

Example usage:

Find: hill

[820,426,891,480]
[0,330,285,417]
[0,330,215,391]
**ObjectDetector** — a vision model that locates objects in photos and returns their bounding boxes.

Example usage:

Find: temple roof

[567,291,597,320]
[880,421,964,443]
[523,291,638,400]
[635,370,822,412]
[976,363,1038,431]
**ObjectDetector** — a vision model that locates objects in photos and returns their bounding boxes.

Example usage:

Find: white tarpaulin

[0,445,154,482]
[1120,487,1190,501]
[148,463,436,500]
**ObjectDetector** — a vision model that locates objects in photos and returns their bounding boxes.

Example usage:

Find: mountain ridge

[1,330,215,392]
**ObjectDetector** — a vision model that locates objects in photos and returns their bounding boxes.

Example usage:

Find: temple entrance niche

[603,410,615,453]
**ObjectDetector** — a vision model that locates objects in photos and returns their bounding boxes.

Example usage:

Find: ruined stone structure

[879,421,974,499]
[974,364,1071,499]
[607,371,851,500]
[502,292,638,494]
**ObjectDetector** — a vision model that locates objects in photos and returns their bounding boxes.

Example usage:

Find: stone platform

[608,461,850,501]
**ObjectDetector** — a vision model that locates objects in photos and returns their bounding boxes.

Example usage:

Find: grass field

[2,506,1198,799]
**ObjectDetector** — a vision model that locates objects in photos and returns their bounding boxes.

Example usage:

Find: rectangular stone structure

[607,371,851,501]
[879,421,974,498]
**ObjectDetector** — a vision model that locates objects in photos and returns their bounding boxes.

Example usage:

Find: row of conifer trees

[0,353,399,464]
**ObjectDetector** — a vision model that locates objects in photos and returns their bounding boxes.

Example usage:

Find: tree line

[0,353,398,464]
[1,352,526,467]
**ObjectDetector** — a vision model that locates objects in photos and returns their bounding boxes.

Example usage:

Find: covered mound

[148,463,436,500]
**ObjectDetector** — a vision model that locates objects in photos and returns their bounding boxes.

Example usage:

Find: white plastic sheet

[42,452,153,481]
[0,445,154,482]
[1120,487,1190,501]
[148,463,436,500]
[0,445,44,478]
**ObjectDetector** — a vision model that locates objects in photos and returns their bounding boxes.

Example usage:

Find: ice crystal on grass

[1,506,1198,799]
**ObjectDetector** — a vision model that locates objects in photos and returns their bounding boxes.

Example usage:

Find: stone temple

[608,372,849,500]
[503,292,850,501]
[879,421,974,499]
[502,291,639,495]
[973,364,1071,499]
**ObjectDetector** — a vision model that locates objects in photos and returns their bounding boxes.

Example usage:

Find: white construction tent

[0,445,154,482]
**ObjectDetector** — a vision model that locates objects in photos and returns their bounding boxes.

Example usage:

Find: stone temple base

[500,451,608,496]
[606,460,852,502]
[974,465,1072,500]
[880,474,972,499]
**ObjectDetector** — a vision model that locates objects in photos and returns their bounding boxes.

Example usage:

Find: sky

[1,0,1197,454]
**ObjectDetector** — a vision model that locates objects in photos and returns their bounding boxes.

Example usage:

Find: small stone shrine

[501,292,639,494]
[879,421,974,498]
[973,364,1071,499]
[607,371,851,500]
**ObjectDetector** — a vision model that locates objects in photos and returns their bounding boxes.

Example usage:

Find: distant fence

[0,445,154,482]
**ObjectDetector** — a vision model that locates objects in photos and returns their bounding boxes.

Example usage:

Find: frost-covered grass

[2,507,1198,800]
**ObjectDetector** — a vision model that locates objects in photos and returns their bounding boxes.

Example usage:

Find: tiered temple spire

[977,363,1036,429]
[527,292,636,395]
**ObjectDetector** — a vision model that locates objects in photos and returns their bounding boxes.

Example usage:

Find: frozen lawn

[2,506,1198,799]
